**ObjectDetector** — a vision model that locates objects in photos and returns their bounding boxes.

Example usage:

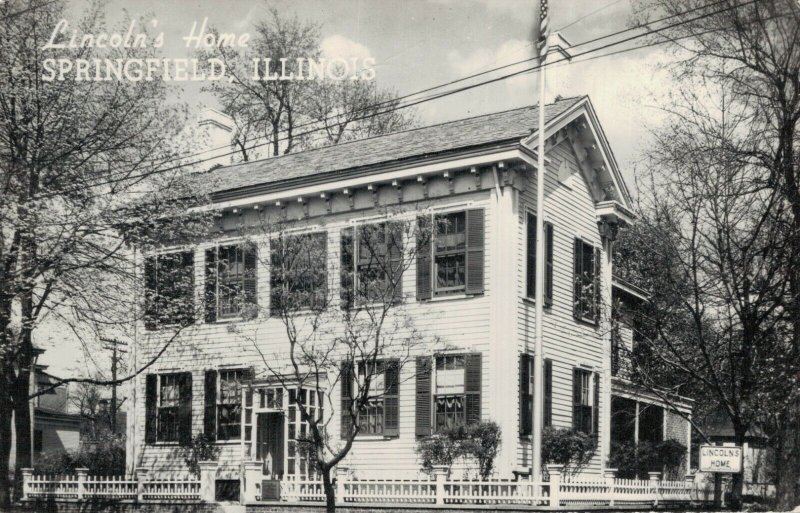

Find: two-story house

[126,95,692,489]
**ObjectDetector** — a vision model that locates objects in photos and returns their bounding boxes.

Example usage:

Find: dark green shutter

[145,374,157,443]
[572,368,582,432]
[340,228,354,310]
[178,372,193,445]
[573,239,582,320]
[465,353,482,425]
[384,360,400,437]
[465,210,485,295]
[545,223,554,306]
[340,362,353,439]
[144,257,157,330]
[388,223,403,303]
[593,246,602,324]
[204,370,217,440]
[519,354,532,436]
[544,359,553,427]
[593,372,600,437]
[244,244,258,312]
[204,248,218,323]
[270,240,283,316]
[415,357,432,436]
[179,252,195,325]
[416,217,432,301]
[526,213,536,298]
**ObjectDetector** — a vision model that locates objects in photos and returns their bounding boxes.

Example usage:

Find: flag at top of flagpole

[532,0,550,63]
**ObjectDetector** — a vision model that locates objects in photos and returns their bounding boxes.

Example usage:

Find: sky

[39,0,679,376]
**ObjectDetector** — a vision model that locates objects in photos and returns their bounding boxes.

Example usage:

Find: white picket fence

[22,470,200,502]
[23,467,702,508]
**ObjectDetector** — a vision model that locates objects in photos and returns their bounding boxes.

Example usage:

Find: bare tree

[201,9,415,161]
[0,0,212,504]
[226,210,436,512]
[615,82,791,507]
[628,1,800,505]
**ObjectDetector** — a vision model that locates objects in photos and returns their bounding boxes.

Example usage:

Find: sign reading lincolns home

[699,445,743,473]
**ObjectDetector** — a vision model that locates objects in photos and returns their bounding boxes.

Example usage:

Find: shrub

[181,434,220,477]
[609,439,687,479]
[34,435,125,476]
[541,427,597,476]
[416,422,502,479]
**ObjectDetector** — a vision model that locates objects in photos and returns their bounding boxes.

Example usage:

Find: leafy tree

[0,0,211,504]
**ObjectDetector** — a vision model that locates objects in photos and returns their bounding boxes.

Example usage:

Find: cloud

[321,34,373,61]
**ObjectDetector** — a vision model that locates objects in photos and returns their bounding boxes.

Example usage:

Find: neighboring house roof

[700,410,767,440]
[191,96,586,200]
[35,406,82,426]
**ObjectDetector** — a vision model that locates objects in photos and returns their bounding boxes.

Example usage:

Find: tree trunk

[729,423,747,510]
[321,467,336,513]
[774,404,800,510]
[0,386,12,507]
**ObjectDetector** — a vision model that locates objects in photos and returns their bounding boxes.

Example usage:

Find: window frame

[348,222,403,304]
[216,369,245,441]
[572,368,597,435]
[433,354,469,432]
[270,232,328,313]
[144,250,195,329]
[432,211,468,296]
[354,359,393,436]
[573,238,600,323]
[156,373,183,443]
[525,211,554,306]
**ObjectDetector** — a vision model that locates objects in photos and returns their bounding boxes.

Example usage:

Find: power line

[557,0,630,32]
[30,0,762,199]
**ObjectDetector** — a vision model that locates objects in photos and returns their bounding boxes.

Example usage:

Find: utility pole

[101,338,128,433]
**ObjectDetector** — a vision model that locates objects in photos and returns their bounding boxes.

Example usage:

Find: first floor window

[144,251,195,329]
[145,372,192,444]
[572,368,599,435]
[217,370,245,440]
[435,355,466,430]
[519,355,553,436]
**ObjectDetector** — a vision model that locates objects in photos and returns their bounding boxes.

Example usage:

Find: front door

[256,412,284,477]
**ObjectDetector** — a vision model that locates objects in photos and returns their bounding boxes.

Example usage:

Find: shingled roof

[197,96,585,199]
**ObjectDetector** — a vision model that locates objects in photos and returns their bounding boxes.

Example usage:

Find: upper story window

[270,233,328,314]
[417,209,484,300]
[526,212,554,305]
[144,252,195,329]
[573,238,600,323]
[205,243,257,322]
[572,368,599,436]
[145,372,192,444]
[340,223,403,308]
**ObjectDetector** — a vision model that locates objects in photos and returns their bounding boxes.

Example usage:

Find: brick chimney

[196,108,234,170]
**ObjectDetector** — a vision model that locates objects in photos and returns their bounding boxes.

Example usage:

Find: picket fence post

[685,473,696,501]
[546,464,563,508]
[75,468,88,500]
[432,465,448,505]
[604,468,617,506]
[135,467,149,502]
[198,461,217,502]
[649,471,662,507]
[20,468,33,501]
[336,465,350,504]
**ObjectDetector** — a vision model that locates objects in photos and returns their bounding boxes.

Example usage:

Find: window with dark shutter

[152,372,192,443]
[355,359,400,437]
[432,353,481,432]
[544,359,553,427]
[519,354,533,436]
[526,214,554,306]
[573,239,598,323]
[572,368,594,434]
[205,244,258,321]
[271,233,327,314]
[415,357,432,437]
[427,209,484,298]
[340,362,354,439]
[348,223,403,303]
[144,251,195,329]
[217,369,245,440]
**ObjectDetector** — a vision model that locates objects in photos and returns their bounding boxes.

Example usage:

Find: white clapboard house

[126,96,693,489]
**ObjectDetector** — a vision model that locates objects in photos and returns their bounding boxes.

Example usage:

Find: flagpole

[531,36,547,484]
